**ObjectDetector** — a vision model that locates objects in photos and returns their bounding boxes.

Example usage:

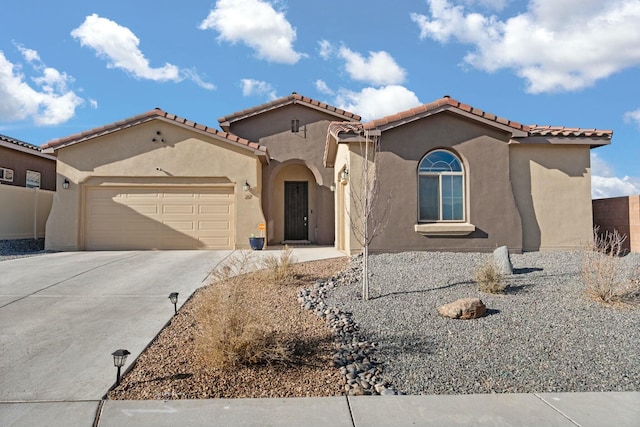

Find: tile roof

[362,96,529,133]
[527,125,613,138]
[0,133,56,160]
[356,96,612,140]
[41,108,268,157]
[0,133,42,151]
[325,97,613,165]
[218,93,361,131]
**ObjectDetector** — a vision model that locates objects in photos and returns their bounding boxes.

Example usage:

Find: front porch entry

[284,181,308,241]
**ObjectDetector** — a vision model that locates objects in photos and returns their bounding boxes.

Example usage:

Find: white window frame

[0,167,14,182]
[418,150,465,223]
[26,170,41,189]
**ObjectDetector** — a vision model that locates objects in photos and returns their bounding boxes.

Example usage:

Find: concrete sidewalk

[1,392,638,426]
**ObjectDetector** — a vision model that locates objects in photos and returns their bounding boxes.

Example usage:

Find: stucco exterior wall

[359,113,523,253]
[0,185,53,239]
[45,120,265,250]
[228,104,339,245]
[0,146,56,191]
[592,195,640,253]
[509,144,592,251]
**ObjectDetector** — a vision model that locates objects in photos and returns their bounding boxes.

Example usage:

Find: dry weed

[582,227,639,306]
[475,260,507,294]
[194,274,293,368]
[260,245,296,284]
[209,250,255,282]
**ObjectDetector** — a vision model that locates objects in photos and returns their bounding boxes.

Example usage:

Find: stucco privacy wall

[226,104,341,245]
[365,113,524,253]
[509,144,592,251]
[593,195,640,253]
[45,120,265,250]
[0,185,53,239]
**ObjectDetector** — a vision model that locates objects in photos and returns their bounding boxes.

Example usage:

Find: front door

[284,181,308,240]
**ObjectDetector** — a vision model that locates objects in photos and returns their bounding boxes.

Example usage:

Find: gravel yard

[325,251,640,395]
[0,238,49,262]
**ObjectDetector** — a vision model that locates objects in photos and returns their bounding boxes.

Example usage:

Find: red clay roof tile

[341,97,612,141]
[42,108,269,156]
[217,93,361,127]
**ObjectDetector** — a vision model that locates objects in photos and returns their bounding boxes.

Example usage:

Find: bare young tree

[347,129,389,300]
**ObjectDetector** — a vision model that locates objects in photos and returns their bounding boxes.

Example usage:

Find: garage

[84,186,235,250]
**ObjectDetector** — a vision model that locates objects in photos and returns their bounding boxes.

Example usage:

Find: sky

[2,0,639,198]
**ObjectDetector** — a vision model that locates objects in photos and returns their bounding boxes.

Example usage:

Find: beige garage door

[84,186,235,250]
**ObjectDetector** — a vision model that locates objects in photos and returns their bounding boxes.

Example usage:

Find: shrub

[209,250,255,282]
[475,260,507,294]
[259,245,296,284]
[582,227,639,306]
[194,274,292,368]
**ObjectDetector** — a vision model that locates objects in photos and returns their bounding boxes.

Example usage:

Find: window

[0,167,14,182]
[418,150,464,221]
[26,170,41,189]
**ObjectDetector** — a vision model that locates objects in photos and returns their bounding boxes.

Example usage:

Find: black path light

[169,292,179,315]
[111,349,130,386]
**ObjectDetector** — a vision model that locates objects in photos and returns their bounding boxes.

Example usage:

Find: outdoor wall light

[243,181,250,192]
[111,349,130,386]
[169,292,179,315]
[62,178,70,189]
[340,169,349,184]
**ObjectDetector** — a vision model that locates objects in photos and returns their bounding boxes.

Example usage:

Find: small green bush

[475,261,507,294]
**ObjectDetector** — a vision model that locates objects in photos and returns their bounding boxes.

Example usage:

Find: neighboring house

[325,96,612,254]
[42,94,359,251]
[0,134,56,191]
[41,94,612,253]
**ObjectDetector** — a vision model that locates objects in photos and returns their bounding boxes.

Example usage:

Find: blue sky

[2,0,639,198]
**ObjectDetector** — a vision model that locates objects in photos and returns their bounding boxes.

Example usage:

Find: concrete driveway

[0,250,232,402]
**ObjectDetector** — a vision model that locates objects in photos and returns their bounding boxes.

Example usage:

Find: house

[41,94,611,253]
[42,94,359,251]
[325,96,612,254]
[0,134,56,191]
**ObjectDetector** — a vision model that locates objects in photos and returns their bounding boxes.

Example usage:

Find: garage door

[84,186,234,250]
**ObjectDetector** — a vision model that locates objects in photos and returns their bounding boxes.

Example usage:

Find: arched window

[418,150,464,221]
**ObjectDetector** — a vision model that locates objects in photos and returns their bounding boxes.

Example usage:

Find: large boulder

[437,298,487,319]
[493,246,513,275]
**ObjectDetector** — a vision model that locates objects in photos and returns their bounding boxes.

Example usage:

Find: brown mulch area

[108,257,349,400]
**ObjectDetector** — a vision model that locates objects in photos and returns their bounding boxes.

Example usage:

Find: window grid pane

[418,150,464,222]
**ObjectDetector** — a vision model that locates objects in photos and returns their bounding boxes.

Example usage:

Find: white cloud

[0,49,83,126]
[334,85,421,122]
[338,47,407,86]
[200,0,304,64]
[590,153,640,198]
[463,0,508,11]
[240,78,277,99]
[623,108,640,130]
[72,14,214,89]
[411,0,640,93]
[315,79,334,95]
[318,40,333,60]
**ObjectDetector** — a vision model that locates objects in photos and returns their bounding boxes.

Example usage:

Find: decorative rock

[437,298,487,319]
[297,259,400,396]
[493,246,513,275]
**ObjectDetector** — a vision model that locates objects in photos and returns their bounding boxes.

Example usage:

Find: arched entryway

[265,160,334,245]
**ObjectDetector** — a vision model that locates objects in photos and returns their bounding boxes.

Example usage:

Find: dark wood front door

[284,181,308,240]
